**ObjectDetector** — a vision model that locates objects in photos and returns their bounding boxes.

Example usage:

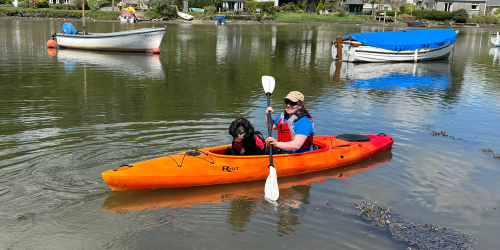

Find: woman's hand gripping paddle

[262,76,279,201]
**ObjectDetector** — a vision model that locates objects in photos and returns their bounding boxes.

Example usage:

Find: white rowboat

[332,29,458,63]
[178,12,193,20]
[52,27,166,53]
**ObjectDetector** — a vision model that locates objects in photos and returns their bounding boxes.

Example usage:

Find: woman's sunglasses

[284,99,298,106]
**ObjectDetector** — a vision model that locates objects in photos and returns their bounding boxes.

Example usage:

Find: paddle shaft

[266,92,274,166]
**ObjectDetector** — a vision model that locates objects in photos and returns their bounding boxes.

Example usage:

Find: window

[64,0,69,3]
[471,4,479,10]
[49,0,53,3]
[444,2,453,11]
[55,0,59,3]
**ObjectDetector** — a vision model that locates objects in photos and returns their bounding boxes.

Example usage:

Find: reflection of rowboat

[491,32,500,47]
[102,134,394,191]
[52,26,166,53]
[102,151,393,212]
[54,49,165,79]
[332,29,458,63]
[489,48,500,65]
[330,61,451,82]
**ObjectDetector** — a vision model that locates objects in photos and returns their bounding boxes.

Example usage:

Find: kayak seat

[336,134,371,142]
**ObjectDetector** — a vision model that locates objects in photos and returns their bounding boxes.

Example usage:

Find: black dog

[225,118,268,156]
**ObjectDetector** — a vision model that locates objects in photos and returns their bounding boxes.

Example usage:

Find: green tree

[316,0,323,14]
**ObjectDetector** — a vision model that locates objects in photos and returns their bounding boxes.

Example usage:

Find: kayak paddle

[262,76,279,201]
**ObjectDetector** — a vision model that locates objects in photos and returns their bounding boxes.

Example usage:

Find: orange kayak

[102,134,394,191]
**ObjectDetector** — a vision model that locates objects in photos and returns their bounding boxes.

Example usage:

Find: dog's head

[229,118,255,141]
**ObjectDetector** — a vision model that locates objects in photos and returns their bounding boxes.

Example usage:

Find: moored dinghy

[50,23,166,53]
[332,29,458,63]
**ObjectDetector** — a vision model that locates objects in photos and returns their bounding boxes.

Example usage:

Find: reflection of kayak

[102,150,393,212]
[102,134,394,191]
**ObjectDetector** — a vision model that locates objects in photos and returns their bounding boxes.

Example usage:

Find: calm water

[1,18,500,249]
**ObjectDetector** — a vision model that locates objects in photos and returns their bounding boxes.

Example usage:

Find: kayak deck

[102,134,394,191]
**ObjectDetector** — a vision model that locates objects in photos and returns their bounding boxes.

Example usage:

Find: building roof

[487,0,500,6]
[344,0,364,5]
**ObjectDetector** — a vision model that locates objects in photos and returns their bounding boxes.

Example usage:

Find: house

[362,3,393,12]
[344,0,364,14]
[486,0,500,14]
[418,0,487,15]
[221,0,277,12]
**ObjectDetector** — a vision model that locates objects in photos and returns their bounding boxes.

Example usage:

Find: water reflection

[489,48,500,66]
[330,61,451,86]
[49,49,165,79]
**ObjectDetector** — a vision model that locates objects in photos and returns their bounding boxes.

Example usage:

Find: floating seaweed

[480,148,500,160]
[351,201,476,250]
[423,125,463,140]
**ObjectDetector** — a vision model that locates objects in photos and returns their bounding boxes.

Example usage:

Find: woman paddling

[265,91,315,153]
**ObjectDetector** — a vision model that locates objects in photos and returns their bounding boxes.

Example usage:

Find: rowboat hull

[332,42,454,63]
[102,134,394,191]
[178,12,193,20]
[53,28,166,53]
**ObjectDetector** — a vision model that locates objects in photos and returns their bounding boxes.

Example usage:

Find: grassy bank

[275,13,375,24]
[0,6,379,23]
[0,6,120,19]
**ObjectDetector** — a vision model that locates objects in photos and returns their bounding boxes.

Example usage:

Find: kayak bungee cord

[113,150,215,171]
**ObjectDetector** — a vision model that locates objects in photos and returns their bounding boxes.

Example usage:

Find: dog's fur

[226,118,267,156]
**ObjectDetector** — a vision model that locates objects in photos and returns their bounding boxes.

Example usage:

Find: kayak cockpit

[206,140,331,157]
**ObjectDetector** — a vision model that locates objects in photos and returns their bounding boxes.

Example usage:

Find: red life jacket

[276,111,314,149]
[232,134,266,155]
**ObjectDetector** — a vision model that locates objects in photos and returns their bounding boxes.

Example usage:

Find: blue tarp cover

[344,29,457,51]
[62,23,76,35]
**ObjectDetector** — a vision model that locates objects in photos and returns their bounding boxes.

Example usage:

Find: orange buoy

[47,40,57,48]
[152,48,160,54]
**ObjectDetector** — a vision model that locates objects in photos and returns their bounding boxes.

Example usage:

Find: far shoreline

[1,13,497,28]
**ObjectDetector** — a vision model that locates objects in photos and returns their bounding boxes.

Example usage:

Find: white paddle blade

[261,76,275,94]
[264,166,279,201]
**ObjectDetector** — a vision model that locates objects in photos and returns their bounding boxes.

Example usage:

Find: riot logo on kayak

[222,166,239,172]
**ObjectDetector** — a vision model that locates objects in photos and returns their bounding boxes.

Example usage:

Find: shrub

[281,2,296,12]
[151,0,177,19]
[495,8,500,15]
[244,0,258,12]
[453,8,468,23]
[411,10,455,21]
[189,0,220,8]
[73,0,90,10]
[297,0,305,10]
[203,5,216,13]
[470,14,499,24]
[316,0,323,14]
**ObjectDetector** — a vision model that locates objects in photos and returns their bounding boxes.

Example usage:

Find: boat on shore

[332,29,458,63]
[491,32,500,47]
[119,10,136,23]
[178,12,194,20]
[50,24,166,53]
[407,21,427,27]
[102,133,394,191]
